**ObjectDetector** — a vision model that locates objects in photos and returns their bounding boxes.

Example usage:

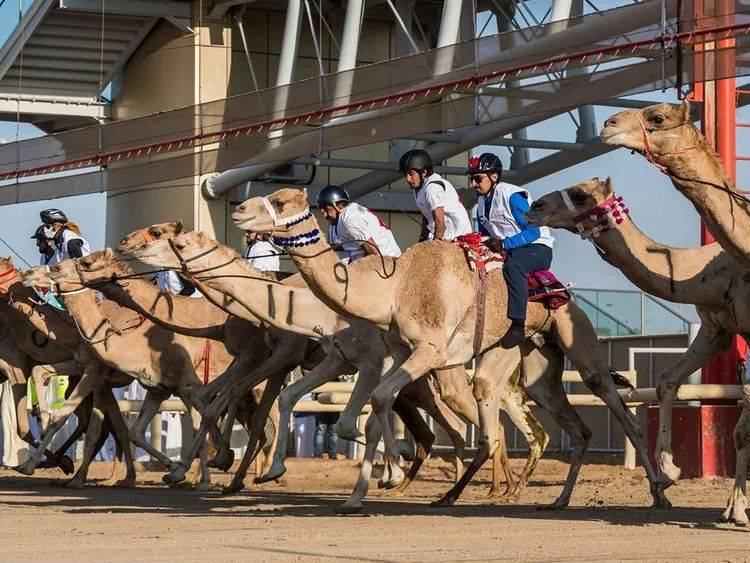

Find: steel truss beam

[57,0,191,19]
[0,93,111,119]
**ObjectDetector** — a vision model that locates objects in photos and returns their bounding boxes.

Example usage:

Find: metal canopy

[0,0,191,131]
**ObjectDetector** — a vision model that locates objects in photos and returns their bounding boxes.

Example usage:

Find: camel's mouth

[599,128,631,146]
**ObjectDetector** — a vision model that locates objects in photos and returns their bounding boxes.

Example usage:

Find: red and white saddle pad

[453,233,572,309]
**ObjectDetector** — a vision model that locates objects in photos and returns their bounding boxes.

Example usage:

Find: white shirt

[53,228,91,262]
[476,182,554,249]
[413,173,472,240]
[326,203,402,262]
[244,240,281,272]
[156,270,202,298]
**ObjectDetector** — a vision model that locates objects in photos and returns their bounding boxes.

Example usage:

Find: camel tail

[609,368,636,392]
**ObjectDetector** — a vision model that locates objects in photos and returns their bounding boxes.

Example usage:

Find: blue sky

[0,1,742,324]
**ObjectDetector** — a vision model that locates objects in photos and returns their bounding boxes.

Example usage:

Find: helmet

[316,185,351,208]
[466,152,503,175]
[31,225,50,240]
[40,208,67,225]
[398,149,432,175]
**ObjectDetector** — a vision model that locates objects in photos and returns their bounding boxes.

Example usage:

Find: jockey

[317,185,401,262]
[31,225,55,266]
[467,152,554,348]
[244,230,281,272]
[40,208,91,262]
[399,149,472,241]
[156,269,202,298]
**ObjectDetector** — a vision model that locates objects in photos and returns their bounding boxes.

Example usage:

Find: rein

[635,113,701,175]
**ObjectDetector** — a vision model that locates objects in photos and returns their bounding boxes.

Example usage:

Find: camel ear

[300,188,309,207]
[175,221,184,234]
[604,177,613,190]
[104,248,114,260]
[678,99,690,123]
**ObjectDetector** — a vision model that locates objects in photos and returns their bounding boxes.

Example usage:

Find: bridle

[167,238,239,277]
[0,267,19,296]
[258,198,321,249]
[560,191,630,243]
[634,112,701,175]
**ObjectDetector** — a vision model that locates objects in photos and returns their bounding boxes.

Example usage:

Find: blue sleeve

[502,193,541,249]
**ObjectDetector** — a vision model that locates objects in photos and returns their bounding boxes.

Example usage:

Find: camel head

[600,100,698,156]
[232,188,309,234]
[527,178,615,231]
[30,259,84,293]
[132,237,182,270]
[76,248,126,285]
[0,256,20,295]
[116,221,184,256]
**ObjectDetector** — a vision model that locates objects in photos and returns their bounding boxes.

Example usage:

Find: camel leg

[224,371,287,494]
[337,413,381,514]
[554,305,671,508]
[30,366,51,432]
[431,346,521,507]
[336,358,391,441]
[207,399,240,472]
[383,392,438,497]
[431,367,516,494]
[491,350,552,502]
[15,367,103,475]
[62,390,109,489]
[98,387,136,487]
[370,345,445,490]
[181,402,213,492]
[721,385,750,526]
[654,325,732,488]
[128,390,175,470]
[260,398,280,476]
[259,353,350,483]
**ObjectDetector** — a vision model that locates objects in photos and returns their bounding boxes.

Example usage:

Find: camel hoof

[62,479,86,489]
[539,498,569,511]
[221,481,244,496]
[207,449,235,472]
[429,495,456,508]
[335,422,363,442]
[377,464,405,490]
[255,465,286,484]
[162,468,187,485]
[192,482,212,493]
[14,462,36,476]
[335,504,363,515]
[110,478,136,489]
[58,455,75,475]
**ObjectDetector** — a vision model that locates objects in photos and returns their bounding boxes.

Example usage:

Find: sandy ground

[1,456,749,561]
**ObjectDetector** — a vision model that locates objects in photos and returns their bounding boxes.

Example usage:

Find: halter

[140,228,156,244]
[561,191,630,242]
[634,112,701,175]
[166,238,237,277]
[261,197,313,227]
[56,287,91,296]
[0,268,19,295]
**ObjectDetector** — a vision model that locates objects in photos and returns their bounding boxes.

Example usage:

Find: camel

[600,100,750,271]
[20,258,236,491]
[132,230,554,510]
[526,177,750,524]
[0,257,136,486]
[72,246,283,483]
[228,188,667,510]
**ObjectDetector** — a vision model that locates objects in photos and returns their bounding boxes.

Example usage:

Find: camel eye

[273,200,284,211]
[652,114,665,125]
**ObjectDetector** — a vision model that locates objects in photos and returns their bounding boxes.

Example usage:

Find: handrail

[571,291,638,335]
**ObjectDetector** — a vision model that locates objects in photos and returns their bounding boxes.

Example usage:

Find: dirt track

[1,456,749,561]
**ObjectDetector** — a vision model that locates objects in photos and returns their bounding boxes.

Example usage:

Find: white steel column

[269,0,304,146]
[332,0,365,111]
[433,0,463,75]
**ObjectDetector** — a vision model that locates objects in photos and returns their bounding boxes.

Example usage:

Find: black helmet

[466,152,503,175]
[398,149,433,175]
[317,185,350,208]
[31,225,50,240]
[40,208,67,225]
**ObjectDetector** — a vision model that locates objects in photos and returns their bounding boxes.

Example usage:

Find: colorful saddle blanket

[454,232,571,309]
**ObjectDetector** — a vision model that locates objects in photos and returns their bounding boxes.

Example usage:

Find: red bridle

[0,268,20,295]
[635,112,700,175]
[140,228,156,243]
[562,192,630,242]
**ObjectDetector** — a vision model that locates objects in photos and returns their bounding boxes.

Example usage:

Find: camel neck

[96,278,226,340]
[61,289,140,357]
[279,216,394,328]
[193,252,341,339]
[590,213,725,308]
[662,149,750,269]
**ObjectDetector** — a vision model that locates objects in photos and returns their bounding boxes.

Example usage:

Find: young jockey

[39,208,91,262]
[467,152,554,348]
[244,231,281,272]
[399,149,472,241]
[317,185,401,262]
